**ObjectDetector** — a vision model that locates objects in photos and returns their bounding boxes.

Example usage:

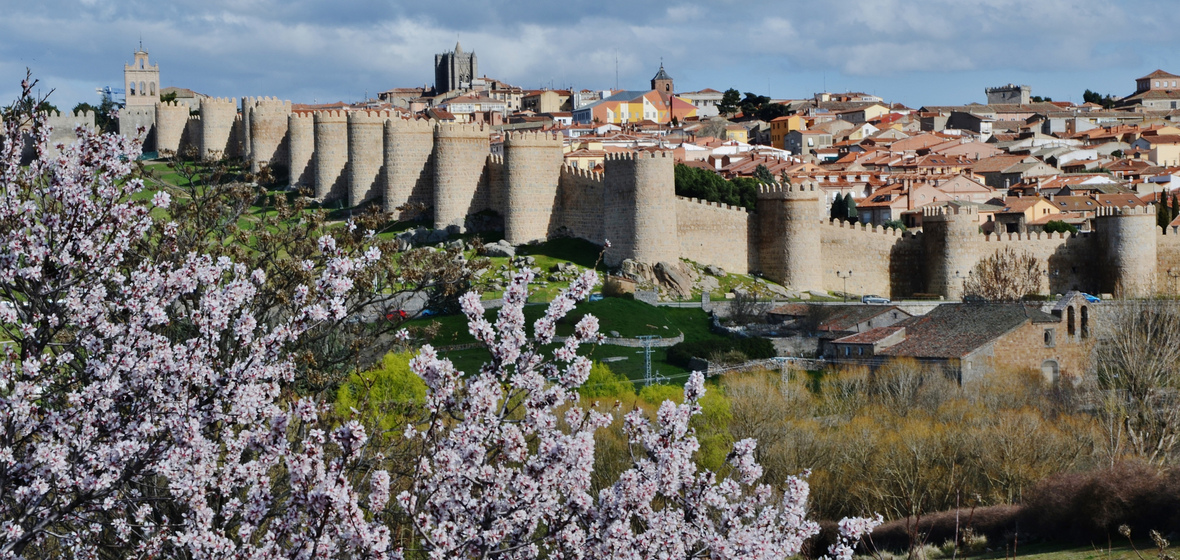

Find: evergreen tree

[1159,201,1171,229]
[831,193,847,222]
[753,164,774,184]
[1171,192,1179,223]
[845,193,859,223]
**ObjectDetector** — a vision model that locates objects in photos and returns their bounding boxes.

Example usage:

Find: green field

[403,297,725,387]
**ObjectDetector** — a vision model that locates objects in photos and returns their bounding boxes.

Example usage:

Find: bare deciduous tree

[962,246,1042,302]
[1095,300,1180,467]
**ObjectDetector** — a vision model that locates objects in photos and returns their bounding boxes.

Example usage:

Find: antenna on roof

[615,49,619,91]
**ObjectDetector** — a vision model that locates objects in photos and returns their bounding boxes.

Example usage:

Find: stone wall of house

[503,131,563,244]
[313,110,348,202]
[987,319,1095,383]
[383,118,434,219]
[675,197,754,274]
[347,110,388,206]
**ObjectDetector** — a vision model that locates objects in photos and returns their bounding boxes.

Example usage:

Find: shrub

[577,361,636,399]
[1019,461,1180,543]
[666,337,776,368]
[1042,220,1078,234]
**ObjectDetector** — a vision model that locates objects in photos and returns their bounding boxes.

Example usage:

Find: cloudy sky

[2,0,1177,112]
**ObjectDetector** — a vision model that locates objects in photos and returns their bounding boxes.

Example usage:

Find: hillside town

[118,44,1180,237]
[8,28,1180,559]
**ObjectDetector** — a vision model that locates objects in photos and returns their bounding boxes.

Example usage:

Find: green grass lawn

[973,542,1149,560]
[403,297,723,387]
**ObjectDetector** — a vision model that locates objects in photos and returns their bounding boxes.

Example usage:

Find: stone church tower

[434,42,478,93]
[651,63,673,94]
[119,46,161,149]
[124,46,160,107]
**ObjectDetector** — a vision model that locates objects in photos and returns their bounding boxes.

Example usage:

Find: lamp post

[953,270,965,300]
[836,270,852,303]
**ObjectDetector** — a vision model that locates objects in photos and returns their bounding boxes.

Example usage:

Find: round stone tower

[347,110,387,207]
[603,150,679,267]
[503,131,563,244]
[247,97,292,175]
[922,205,980,299]
[1096,205,1158,297]
[313,111,349,202]
[154,102,190,155]
[433,123,489,231]
[383,118,435,219]
[199,97,238,160]
[287,112,314,189]
[756,181,823,292]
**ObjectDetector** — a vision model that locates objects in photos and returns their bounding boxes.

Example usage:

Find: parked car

[1081,293,1101,303]
[861,294,890,304]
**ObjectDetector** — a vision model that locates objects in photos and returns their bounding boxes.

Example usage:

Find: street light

[953,270,965,300]
[836,270,852,303]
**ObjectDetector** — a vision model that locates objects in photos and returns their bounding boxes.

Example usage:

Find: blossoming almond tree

[397,268,881,559]
[0,76,878,559]
[0,78,393,558]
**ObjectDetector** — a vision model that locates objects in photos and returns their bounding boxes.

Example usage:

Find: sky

[3,0,1180,112]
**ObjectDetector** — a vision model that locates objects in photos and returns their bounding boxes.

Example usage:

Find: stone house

[787,129,833,156]
[830,295,1095,383]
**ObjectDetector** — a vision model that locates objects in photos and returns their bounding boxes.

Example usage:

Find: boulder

[705,264,727,277]
[698,275,720,293]
[483,241,515,258]
[654,261,694,299]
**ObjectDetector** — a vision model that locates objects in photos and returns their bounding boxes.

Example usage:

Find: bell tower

[651,63,673,94]
[124,44,160,108]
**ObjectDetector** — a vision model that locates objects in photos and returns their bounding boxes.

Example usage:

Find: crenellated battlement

[982,231,1077,242]
[560,164,603,182]
[1095,204,1154,217]
[603,149,675,162]
[679,196,752,214]
[348,110,393,123]
[922,205,977,218]
[203,97,239,107]
[503,130,561,145]
[387,118,435,132]
[757,180,820,199]
[313,110,349,121]
[436,122,488,136]
[821,218,917,238]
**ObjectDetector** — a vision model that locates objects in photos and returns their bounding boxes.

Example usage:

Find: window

[1044,328,1056,347]
[844,346,851,356]
[1067,306,1076,337]
[857,347,864,356]
[1081,306,1090,339]
[1041,360,1060,383]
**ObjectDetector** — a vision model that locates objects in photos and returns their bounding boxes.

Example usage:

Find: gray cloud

[1,0,1177,109]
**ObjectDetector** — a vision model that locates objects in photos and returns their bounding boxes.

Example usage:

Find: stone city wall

[347,110,389,206]
[433,123,490,230]
[503,131,563,244]
[818,220,920,298]
[556,165,606,243]
[313,110,349,202]
[118,106,156,151]
[199,97,238,160]
[39,110,95,158]
[603,151,679,267]
[675,197,754,274]
[155,102,190,155]
[246,97,292,175]
[383,118,434,219]
[287,112,314,189]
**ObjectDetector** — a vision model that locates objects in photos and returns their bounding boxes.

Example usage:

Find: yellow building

[770,115,804,149]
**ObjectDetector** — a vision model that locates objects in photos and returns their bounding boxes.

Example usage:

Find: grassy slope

[405,298,724,387]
